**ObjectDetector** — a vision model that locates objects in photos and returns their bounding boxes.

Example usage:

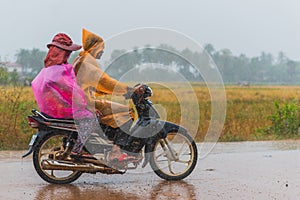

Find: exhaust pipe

[41,160,124,174]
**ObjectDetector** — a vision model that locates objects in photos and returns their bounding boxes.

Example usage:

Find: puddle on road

[33,181,197,200]
[34,184,138,200]
[150,181,197,200]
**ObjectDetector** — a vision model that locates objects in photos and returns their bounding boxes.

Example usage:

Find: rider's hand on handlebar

[123,85,144,99]
[123,87,135,99]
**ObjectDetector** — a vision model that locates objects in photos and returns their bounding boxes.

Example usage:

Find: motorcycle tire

[149,129,198,180]
[33,132,82,184]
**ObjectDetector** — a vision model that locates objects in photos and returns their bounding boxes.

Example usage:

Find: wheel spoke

[40,151,53,157]
[177,141,187,155]
[167,159,175,175]
[164,140,180,161]
[155,151,165,159]
[157,159,169,162]
[176,159,191,164]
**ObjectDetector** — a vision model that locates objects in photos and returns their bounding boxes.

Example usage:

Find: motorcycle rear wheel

[150,130,198,180]
[33,132,82,184]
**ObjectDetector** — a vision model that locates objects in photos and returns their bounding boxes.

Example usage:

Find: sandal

[107,152,138,164]
[116,153,138,162]
[107,145,138,165]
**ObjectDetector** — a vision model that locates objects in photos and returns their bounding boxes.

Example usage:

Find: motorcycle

[23,84,198,184]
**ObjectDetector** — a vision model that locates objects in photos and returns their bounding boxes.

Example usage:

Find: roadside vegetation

[0,86,36,150]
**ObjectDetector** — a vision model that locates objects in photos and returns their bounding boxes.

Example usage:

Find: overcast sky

[1,0,300,61]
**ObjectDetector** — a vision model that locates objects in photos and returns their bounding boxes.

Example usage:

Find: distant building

[0,62,22,73]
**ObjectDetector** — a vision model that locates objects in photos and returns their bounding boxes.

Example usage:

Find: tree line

[204,44,298,84]
[106,44,300,84]
[0,44,299,85]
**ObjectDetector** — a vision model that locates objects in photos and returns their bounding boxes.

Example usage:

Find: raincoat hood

[80,28,105,58]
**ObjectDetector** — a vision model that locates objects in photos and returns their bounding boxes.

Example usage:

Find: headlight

[144,85,153,97]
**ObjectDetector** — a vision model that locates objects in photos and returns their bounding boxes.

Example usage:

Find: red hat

[47,33,81,51]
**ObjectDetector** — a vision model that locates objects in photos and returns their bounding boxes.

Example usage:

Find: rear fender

[22,130,52,158]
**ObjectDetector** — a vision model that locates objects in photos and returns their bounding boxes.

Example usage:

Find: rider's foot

[107,145,138,164]
[70,151,96,160]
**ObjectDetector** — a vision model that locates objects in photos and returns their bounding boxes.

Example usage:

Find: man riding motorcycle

[72,28,137,162]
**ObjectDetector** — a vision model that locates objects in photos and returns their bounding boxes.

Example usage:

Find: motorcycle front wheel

[149,130,198,180]
[33,132,82,184]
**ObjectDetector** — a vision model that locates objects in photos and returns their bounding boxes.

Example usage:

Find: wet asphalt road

[0,141,299,200]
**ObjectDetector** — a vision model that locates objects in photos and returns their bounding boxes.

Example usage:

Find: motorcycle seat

[41,112,75,123]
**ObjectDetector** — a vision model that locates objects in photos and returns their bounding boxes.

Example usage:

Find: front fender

[158,120,188,138]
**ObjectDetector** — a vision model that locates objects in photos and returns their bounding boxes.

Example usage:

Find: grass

[141,83,300,142]
[0,84,300,150]
[0,86,37,150]
[218,86,300,141]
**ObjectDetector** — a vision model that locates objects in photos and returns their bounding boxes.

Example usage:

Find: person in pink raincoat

[31,33,98,156]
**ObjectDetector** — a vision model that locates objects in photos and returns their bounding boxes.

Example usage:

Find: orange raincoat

[72,29,132,128]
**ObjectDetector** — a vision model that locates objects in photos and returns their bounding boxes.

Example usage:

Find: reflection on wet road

[35,184,140,200]
[0,140,299,200]
[33,180,196,200]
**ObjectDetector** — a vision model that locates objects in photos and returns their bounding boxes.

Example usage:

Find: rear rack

[31,109,77,132]
[31,109,75,123]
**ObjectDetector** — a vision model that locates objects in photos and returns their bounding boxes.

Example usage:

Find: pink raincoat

[32,64,93,119]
